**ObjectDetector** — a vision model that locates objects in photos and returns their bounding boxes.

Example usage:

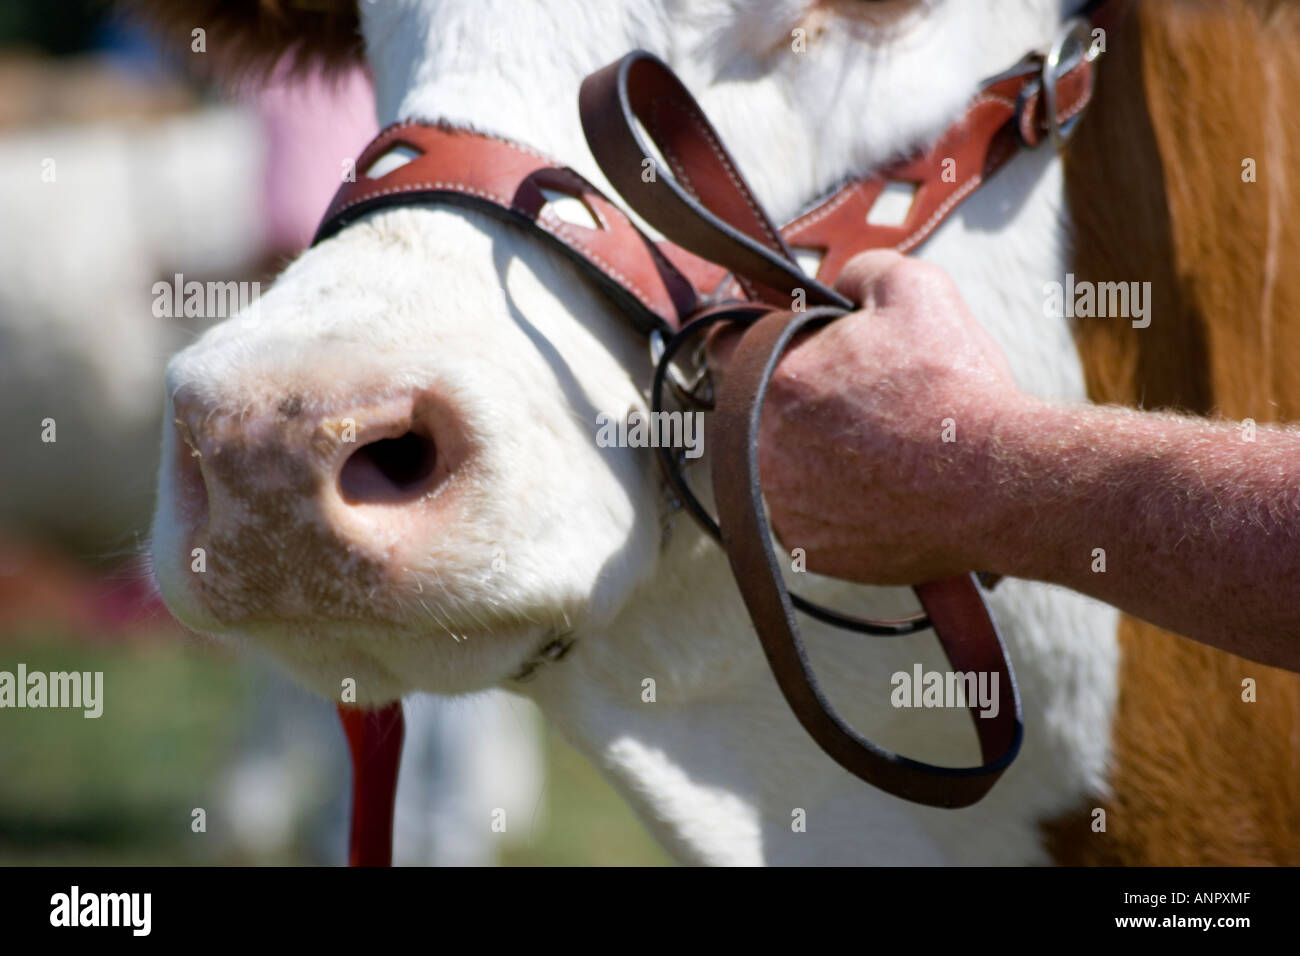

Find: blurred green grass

[0,628,671,866]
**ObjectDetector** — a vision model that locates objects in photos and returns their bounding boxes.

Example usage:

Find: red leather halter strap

[783,56,1094,283]
[315,124,700,332]
[314,35,1098,326]
[314,9,1116,865]
[336,703,404,866]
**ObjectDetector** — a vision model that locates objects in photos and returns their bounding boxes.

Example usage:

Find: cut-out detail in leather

[866,180,919,227]
[540,188,603,229]
[364,144,421,180]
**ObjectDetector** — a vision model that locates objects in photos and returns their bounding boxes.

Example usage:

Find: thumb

[703,321,744,374]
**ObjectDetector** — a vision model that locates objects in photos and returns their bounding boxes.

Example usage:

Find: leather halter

[317,5,1120,864]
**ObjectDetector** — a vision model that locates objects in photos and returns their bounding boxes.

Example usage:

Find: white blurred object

[0,106,264,552]
[215,672,547,866]
[395,692,546,866]
[220,753,302,855]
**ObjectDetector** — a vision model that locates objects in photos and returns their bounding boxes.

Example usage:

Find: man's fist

[707,249,1036,585]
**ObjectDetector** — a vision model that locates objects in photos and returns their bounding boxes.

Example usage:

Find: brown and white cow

[132,0,1300,864]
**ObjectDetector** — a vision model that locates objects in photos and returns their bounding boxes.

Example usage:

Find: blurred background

[0,0,669,866]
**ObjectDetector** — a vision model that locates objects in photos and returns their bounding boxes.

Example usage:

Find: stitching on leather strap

[896,173,983,252]
[647,98,702,202]
[1057,87,1090,125]
[650,95,787,255]
[783,179,863,236]
[971,90,1016,112]
[326,181,664,315]
[327,181,516,221]
[540,217,661,313]
[894,133,1017,253]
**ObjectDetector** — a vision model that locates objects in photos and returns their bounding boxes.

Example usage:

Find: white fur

[153,0,1119,864]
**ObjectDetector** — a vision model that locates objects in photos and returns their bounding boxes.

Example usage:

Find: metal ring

[1042,16,1096,150]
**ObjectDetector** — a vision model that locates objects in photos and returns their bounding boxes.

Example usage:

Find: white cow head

[149,0,1085,704]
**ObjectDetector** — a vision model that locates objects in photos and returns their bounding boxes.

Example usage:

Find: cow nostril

[339,432,438,503]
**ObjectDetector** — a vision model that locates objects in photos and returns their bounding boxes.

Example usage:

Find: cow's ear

[117,0,364,80]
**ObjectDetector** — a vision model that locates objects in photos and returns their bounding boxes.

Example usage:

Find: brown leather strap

[650,307,933,637]
[581,42,1099,295]
[711,310,1022,807]
[314,122,699,333]
[583,53,1024,805]
[315,25,1107,332]
[782,49,1096,285]
[581,54,836,310]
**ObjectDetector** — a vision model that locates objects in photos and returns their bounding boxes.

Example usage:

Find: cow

[132,0,1300,864]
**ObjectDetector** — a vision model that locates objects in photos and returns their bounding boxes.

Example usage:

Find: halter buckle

[1042,16,1100,150]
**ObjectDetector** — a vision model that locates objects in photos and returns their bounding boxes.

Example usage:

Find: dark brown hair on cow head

[115,0,363,80]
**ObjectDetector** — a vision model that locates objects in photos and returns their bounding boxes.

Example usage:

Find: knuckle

[880,256,945,293]
[836,250,957,311]
[873,257,960,311]
[836,249,906,301]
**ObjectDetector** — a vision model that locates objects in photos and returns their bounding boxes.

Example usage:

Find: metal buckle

[649,327,714,409]
[1042,16,1100,150]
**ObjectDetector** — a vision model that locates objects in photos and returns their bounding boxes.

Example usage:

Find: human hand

[708,249,1037,584]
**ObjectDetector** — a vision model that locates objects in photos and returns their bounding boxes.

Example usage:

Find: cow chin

[228,618,556,703]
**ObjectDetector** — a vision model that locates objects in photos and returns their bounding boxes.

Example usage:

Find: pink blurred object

[255,63,379,254]
[0,541,170,639]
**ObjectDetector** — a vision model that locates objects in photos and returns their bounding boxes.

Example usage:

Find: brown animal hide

[1050,0,1300,865]
[113,0,364,80]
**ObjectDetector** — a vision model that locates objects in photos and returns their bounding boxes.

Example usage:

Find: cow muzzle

[162,386,467,626]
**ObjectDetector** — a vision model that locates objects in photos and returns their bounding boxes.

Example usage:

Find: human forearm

[721,250,1300,672]
[976,401,1300,669]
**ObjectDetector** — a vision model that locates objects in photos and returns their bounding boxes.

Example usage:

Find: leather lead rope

[580,54,845,311]
[318,3,1125,861]
[580,52,1024,807]
[714,310,1021,806]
